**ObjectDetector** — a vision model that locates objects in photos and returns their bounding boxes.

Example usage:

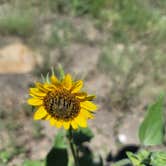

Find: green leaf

[23,160,44,166]
[126,152,141,165]
[71,127,94,146]
[139,94,165,145]
[137,150,151,162]
[151,152,166,166]
[112,159,131,166]
[46,148,68,166]
[78,145,103,166]
[127,150,151,166]
[54,129,67,149]
[0,151,11,163]
[46,130,68,166]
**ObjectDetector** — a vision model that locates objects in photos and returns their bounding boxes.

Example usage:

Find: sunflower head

[27,72,97,130]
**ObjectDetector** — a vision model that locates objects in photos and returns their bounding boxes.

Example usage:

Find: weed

[48,20,74,48]
[0,5,36,37]
[99,42,149,109]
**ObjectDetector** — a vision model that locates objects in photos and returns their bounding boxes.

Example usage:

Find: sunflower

[27,73,97,130]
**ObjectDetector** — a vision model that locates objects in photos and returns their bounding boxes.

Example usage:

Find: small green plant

[47,0,106,17]
[127,94,166,166]
[112,94,166,166]
[99,43,147,109]
[48,20,74,48]
[0,6,36,36]
[0,150,11,164]
[69,0,105,17]
[126,150,166,166]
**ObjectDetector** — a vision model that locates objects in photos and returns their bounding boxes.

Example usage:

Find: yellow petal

[71,80,83,93]
[62,74,72,90]
[51,75,59,84]
[30,88,46,97]
[50,118,56,126]
[42,114,51,120]
[80,109,94,119]
[63,121,70,130]
[44,83,57,91]
[27,98,43,106]
[80,101,97,111]
[34,107,48,120]
[75,116,87,128]
[71,120,78,130]
[54,120,62,128]
[85,95,96,101]
[78,95,96,101]
[75,92,87,99]
[35,82,48,92]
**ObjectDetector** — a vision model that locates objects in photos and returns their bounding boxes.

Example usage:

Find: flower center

[43,89,80,121]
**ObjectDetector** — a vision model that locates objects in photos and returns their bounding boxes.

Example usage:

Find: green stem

[68,128,80,166]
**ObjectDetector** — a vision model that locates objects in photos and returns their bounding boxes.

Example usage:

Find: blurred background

[0,0,166,165]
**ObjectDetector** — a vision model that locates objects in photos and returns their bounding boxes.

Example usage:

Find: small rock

[118,134,127,144]
[0,43,39,74]
[118,111,143,145]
